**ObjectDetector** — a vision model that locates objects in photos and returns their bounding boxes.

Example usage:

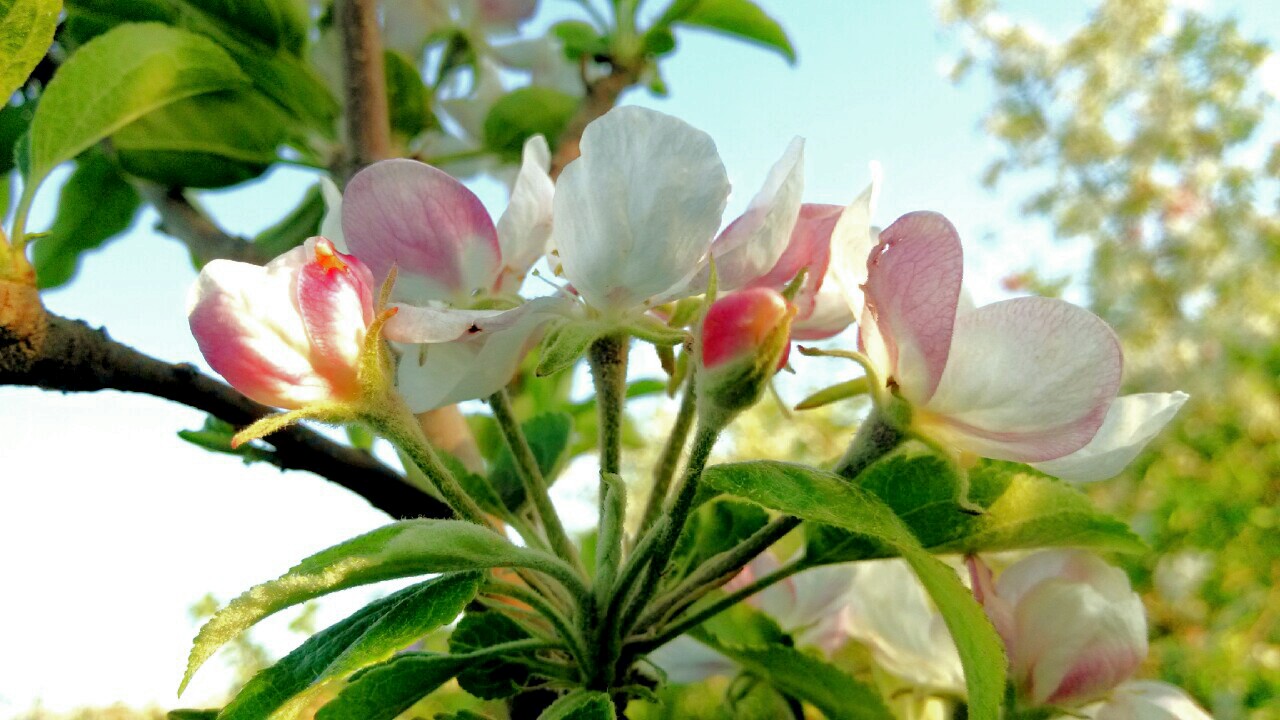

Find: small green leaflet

[539,690,616,719]
[483,86,578,162]
[216,573,480,720]
[314,652,467,720]
[0,0,61,101]
[448,611,535,700]
[181,519,577,693]
[659,0,795,63]
[701,460,1007,720]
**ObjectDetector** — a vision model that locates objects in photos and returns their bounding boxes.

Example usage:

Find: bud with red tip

[697,287,795,425]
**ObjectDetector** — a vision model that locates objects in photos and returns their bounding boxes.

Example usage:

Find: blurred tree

[941,0,1280,716]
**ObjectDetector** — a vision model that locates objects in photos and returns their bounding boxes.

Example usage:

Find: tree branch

[335,0,392,180]
[136,183,270,267]
[0,306,451,521]
[550,64,641,180]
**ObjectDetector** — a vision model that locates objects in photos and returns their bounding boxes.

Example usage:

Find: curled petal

[343,159,500,302]
[319,177,346,251]
[921,297,1122,463]
[710,137,806,290]
[829,164,881,320]
[863,211,964,403]
[495,134,555,293]
[295,238,376,397]
[395,297,574,411]
[383,304,517,344]
[551,106,729,314]
[1031,392,1189,482]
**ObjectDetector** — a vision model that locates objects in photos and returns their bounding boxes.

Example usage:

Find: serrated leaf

[449,611,534,700]
[0,0,60,102]
[218,573,479,720]
[539,689,616,719]
[663,0,795,63]
[113,89,287,188]
[537,320,607,377]
[702,460,1006,720]
[691,633,891,720]
[315,652,465,720]
[253,182,324,256]
[29,151,141,288]
[483,86,577,161]
[488,412,573,511]
[182,519,573,693]
[672,499,769,579]
[803,456,1146,566]
[24,22,249,192]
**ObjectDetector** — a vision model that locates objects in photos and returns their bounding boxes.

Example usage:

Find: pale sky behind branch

[0,0,1275,714]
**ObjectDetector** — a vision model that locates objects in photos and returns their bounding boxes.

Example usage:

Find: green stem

[10,186,36,253]
[636,375,697,541]
[484,580,589,676]
[369,405,490,526]
[488,390,581,568]
[834,406,905,480]
[455,637,562,663]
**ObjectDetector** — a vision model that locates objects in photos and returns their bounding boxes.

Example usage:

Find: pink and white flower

[188,237,375,409]
[1082,681,1214,720]
[968,550,1148,708]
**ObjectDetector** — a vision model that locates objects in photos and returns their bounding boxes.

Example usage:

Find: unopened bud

[697,287,795,425]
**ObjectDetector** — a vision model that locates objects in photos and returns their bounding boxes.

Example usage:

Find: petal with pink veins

[1031,392,1189,482]
[495,134,554,294]
[862,211,964,404]
[829,164,881,320]
[753,202,843,316]
[551,106,729,315]
[342,158,501,303]
[295,238,375,398]
[921,296,1122,463]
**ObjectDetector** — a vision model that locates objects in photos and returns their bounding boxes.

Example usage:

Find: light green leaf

[483,86,578,161]
[315,653,466,720]
[551,20,608,60]
[794,378,869,411]
[25,22,249,192]
[537,320,608,377]
[177,415,275,465]
[626,314,689,346]
[30,151,141,288]
[804,456,1146,566]
[0,0,60,101]
[448,611,535,700]
[384,49,432,140]
[181,519,575,693]
[662,0,795,63]
[539,690,616,719]
[218,573,479,720]
[702,461,1007,720]
[113,89,287,188]
[692,631,891,720]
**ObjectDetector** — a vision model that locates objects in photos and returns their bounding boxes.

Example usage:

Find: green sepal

[627,313,690,347]
[794,377,870,411]
[537,319,608,377]
[448,611,535,700]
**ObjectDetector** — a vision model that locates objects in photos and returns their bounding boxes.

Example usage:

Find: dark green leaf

[167,711,219,720]
[642,27,677,57]
[803,456,1146,566]
[179,0,309,56]
[182,519,571,692]
[384,49,432,140]
[672,499,769,579]
[702,461,1007,720]
[0,0,60,101]
[218,573,481,720]
[488,412,573,511]
[0,101,35,176]
[663,0,795,63]
[177,415,275,465]
[63,0,178,45]
[25,22,249,191]
[483,86,577,161]
[315,653,465,720]
[539,690,616,719]
[252,183,324,257]
[449,611,534,700]
[113,89,287,188]
[30,151,141,288]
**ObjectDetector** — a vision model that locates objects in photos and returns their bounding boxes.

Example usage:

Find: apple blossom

[968,550,1148,708]
[696,287,795,423]
[1082,681,1214,720]
[187,237,375,410]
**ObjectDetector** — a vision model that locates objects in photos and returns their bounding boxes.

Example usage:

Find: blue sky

[0,0,1274,714]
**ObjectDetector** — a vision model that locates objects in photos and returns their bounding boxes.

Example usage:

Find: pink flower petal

[709,137,805,291]
[921,297,1122,463]
[750,203,842,318]
[295,238,375,400]
[1031,392,1188,482]
[343,159,500,303]
[863,211,964,404]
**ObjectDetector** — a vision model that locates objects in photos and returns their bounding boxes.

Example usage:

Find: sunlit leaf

[0,0,60,101]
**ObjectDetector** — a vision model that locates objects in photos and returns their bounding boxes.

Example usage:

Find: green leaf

[63,0,177,44]
[384,49,432,140]
[691,634,891,720]
[315,653,466,720]
[626,314,689,347]
[167,711,219,720]
[537,319,608,377]
[178,416,275,465]
[488,412,573,511]
[0,101,35,176]
[179,0,309,56]
[803,456,1146,566]
[0,0,60,101]
[252,183,324,257]
[112,89,287,188]
[25,22,249,192]
[30,151,141,288]
[672,499,769,579]
[794,378,869,411]
[702,460,1007,720]
[182,519,573,693]
[551,20,608,60]
[662,0,795,63]
[483,86,578,161]
[448,611,534,700]
[539,690,616,719]
[218,573,479,720]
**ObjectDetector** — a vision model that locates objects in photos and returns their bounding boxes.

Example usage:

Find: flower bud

[697,287,795,424]
[188,237,376,409]
[968,550,1147,709]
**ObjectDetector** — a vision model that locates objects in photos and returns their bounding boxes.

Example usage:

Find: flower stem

[636,374,697,541]
[483,580,589,675]
[369,404,490,526]
[834,406,904,480]
[587,334,629,479]
[488,390,581,569]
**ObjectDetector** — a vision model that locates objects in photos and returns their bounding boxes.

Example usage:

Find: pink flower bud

[697,288,795,423]
[968,551,1148,709]
[188,238,376,409]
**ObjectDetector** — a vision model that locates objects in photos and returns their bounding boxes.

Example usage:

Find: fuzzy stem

[834,406,905,480]
[636,375,697,540]
[368,404,490,526]
[484,580,589,676]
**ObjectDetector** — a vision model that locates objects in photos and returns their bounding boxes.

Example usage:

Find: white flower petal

[711,137,805,290]
[495,134,555,294]
[1093,681,1213,720]
[829,162,881,320]
[551,106,729,315]
[320,176,345,251]
[1031,392,1189,482]
[648,635,739,684]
